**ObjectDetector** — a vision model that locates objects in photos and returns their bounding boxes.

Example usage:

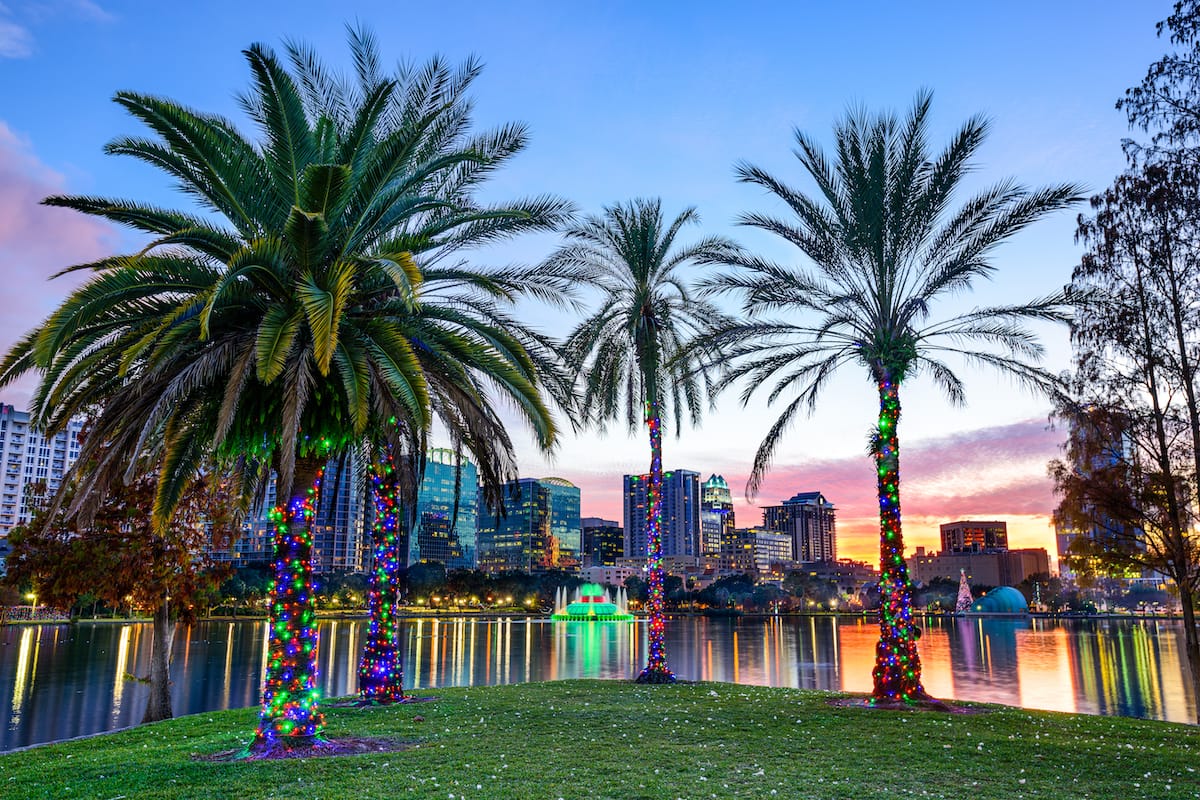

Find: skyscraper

[0,405,84,569]
[408,448,478,570]
[762,491,837,563]
[623,469,700,558]
[215,456,369,573]
[700,474,737,564]
[477,477,581,574]
[311,457,369,573]
[581,516,623,567]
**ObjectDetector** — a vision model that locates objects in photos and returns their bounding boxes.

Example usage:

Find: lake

[1,614,1195,751]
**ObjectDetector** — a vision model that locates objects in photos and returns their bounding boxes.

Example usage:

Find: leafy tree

[0,31,566,750]
[1120,1,1200,163]
[5,475,236,723]
[914,576,957,613]
[550,198,738,683]
[623,575,648,605]
[784,571,840,607]
[707,92,1080,704]
[1051,156,1200,717]
[407,562,449,597]
[1016,572,1065,612]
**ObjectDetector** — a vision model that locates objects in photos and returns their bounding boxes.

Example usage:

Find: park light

[506,596,513,604]
[524,597,533,606]
[25,592,36,608]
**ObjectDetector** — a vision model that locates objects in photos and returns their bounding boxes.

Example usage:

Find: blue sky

[0,1,1172,561]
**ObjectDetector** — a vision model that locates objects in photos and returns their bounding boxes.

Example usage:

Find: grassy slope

[0,681,1196,800]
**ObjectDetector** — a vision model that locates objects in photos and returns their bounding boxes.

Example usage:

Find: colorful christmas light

[636,401,675,684]
[870,378,926,703]
[357,453,407,704]
[254,467,326,747]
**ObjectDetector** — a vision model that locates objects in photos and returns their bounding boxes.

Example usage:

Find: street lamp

[24,591,36,610]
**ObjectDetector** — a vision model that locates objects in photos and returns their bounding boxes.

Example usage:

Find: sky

[0,1,1173,564]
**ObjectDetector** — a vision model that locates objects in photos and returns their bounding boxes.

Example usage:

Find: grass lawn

[1,680,1196,799]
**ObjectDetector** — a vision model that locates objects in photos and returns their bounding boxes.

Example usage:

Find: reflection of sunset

[915,623,953,700]
[835,619,876,694]
[1018,624,1076,714]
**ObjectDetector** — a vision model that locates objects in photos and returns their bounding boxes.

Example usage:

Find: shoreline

[4,608,1190,625]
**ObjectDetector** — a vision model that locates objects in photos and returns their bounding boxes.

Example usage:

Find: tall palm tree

[281,33,577,705]
[0,35,569,750]
[705,92,1081,704]
[549,199,739,683]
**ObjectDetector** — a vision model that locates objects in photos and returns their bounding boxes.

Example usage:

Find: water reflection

[0,615,1195,751]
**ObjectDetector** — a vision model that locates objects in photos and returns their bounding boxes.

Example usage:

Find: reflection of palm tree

[707,93,1080,703]
[550,199,739,683]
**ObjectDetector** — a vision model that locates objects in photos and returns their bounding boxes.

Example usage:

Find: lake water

[1,615,1195,751]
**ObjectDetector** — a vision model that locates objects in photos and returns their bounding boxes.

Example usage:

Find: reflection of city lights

[10,627,34,723]
[6,615,1198,745]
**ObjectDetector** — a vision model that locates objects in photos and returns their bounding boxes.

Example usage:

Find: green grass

[1,681,1197,799]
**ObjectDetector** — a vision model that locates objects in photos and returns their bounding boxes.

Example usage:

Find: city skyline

[0,2,1165,565]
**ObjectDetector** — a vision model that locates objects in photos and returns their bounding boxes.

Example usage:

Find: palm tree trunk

[141,597,175,723]
[636,402,675,683]
[871,377,928,703]
[358,458,406,704]
[253,456,327,750]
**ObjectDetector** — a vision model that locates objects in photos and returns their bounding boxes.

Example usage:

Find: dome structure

[969,586,1029,615]
[541,477,576,488]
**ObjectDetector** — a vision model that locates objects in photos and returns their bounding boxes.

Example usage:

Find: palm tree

[549,199,739,683]
[705,92,1082,704]
[280,34,577,705]
[0,35,569,750]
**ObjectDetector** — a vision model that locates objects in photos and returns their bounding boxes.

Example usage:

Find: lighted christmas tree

[955,569,973,613]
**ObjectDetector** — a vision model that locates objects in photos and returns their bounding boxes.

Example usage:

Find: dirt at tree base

[197,736,419,762]
[827,696,993,715]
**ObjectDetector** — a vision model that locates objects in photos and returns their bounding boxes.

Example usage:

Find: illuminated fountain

[551,583,633,621]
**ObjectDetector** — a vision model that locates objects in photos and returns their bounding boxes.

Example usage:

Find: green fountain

[551,583,634,621]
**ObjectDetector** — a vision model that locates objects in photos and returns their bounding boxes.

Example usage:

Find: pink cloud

[0,120,117,408]
[571,418,1062,565]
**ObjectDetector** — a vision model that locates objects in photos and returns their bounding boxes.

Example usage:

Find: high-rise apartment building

[312,458,369,573]
[0,405,84,561]
[762,491,837,563]
[940,520,1008,553]
[210,456,368,573]
[408,448,478,570]
[581,516,623,567]
[477,477,581,574]
[623,469,700,559]
[740,527,792,575]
